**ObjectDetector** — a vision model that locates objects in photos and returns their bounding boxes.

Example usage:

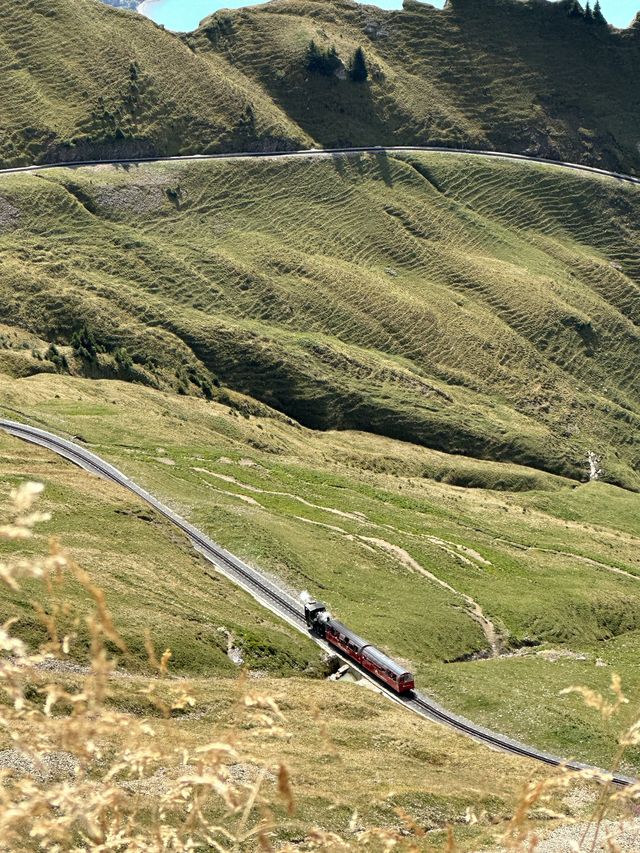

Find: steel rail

[0,146,638,185]
[1,418,636,786]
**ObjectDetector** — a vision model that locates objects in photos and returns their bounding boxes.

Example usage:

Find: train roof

[362,645,411,678]
[327,619,369,652]
[328,619,412,678]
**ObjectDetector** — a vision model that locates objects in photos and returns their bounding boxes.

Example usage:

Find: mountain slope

[193,0,640,173]
[0,0,639,173]
[0,0,308,166]
[0,153,638,487]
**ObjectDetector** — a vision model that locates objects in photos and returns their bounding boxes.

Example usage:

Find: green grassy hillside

[0,0,308,167]
[0,153,638,487]
[1,423,558,852]
[1,0,639,174]
[2,371,640,776]
[193,0,640,173]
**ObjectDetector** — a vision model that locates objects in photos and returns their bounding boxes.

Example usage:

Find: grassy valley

[2,368,640,776]
[0,153,638,487]
[0,0,639,173]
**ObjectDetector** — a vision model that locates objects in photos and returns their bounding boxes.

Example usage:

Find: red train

[304,600,415,695]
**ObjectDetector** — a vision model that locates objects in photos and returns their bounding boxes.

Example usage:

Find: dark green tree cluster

[306,41,342,76]
[71,325,101,362]
[45,343,69,373]
[567,0,607,23]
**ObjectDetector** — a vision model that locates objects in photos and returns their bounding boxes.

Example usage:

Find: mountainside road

[0,145,638,184]
[1,417,636,786]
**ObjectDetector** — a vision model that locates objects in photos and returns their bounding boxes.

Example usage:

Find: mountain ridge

[0,0,638,173]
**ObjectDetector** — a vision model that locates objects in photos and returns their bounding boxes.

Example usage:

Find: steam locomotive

[304,599,415,695]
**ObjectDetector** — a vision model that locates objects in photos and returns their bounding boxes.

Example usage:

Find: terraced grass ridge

[1,153,638,488]
[1,0,639,173]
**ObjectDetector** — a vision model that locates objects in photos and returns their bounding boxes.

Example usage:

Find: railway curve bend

[0,146,639,184]
[0,418,636,787]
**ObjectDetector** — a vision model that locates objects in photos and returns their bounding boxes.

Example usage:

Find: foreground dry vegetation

[1,473,640,849]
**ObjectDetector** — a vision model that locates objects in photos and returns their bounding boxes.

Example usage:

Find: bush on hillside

[45,343,69,372]
[71,324,101,362]
[306,40,342,77]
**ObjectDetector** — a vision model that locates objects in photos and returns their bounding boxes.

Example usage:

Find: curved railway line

[0,145,638,184]
[1,418,636,786]
[1,143,637,783]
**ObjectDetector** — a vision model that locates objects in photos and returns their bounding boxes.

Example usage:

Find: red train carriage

[304,600,414,695]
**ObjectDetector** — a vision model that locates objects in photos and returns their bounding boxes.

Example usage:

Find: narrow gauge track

[0,145,638,185]
[1,419,636,786]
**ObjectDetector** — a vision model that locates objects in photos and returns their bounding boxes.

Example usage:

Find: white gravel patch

[0,749,79,782]
[488,817,640,852]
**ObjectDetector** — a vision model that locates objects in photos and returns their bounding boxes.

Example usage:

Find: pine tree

[349,47,368,83]
[584,0,594,22]
[567,0,583,18]
[593,0,606,24]
[71,325,100,362]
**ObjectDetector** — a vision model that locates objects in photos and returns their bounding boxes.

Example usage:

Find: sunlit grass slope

[1,0,639,174]
[0,0,308,167]
[0,153,638,487]
[2,372,640,773]
[0,428,556,852]
[0,429,322,677]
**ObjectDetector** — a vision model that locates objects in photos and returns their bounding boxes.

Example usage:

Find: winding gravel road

[0,418,636,786]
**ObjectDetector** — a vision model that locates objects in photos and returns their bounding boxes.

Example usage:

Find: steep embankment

[0,0,639,173]
[0,153,638,487]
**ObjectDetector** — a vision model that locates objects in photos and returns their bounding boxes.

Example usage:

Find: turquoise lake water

[138,0,637,32]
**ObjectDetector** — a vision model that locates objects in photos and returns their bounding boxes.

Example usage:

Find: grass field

[2,371,640,775]
[1,0,639,173]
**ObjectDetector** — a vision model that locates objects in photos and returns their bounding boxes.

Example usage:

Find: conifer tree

[350,47,368,83]
[584,0,594,21]
[593,0,606,24]
[567,0,583,18]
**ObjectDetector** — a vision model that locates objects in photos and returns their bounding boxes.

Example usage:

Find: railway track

[0,145,638,185]
[1,418,636,786]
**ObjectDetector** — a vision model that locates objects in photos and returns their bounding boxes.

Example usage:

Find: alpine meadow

[1,0,640,851]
